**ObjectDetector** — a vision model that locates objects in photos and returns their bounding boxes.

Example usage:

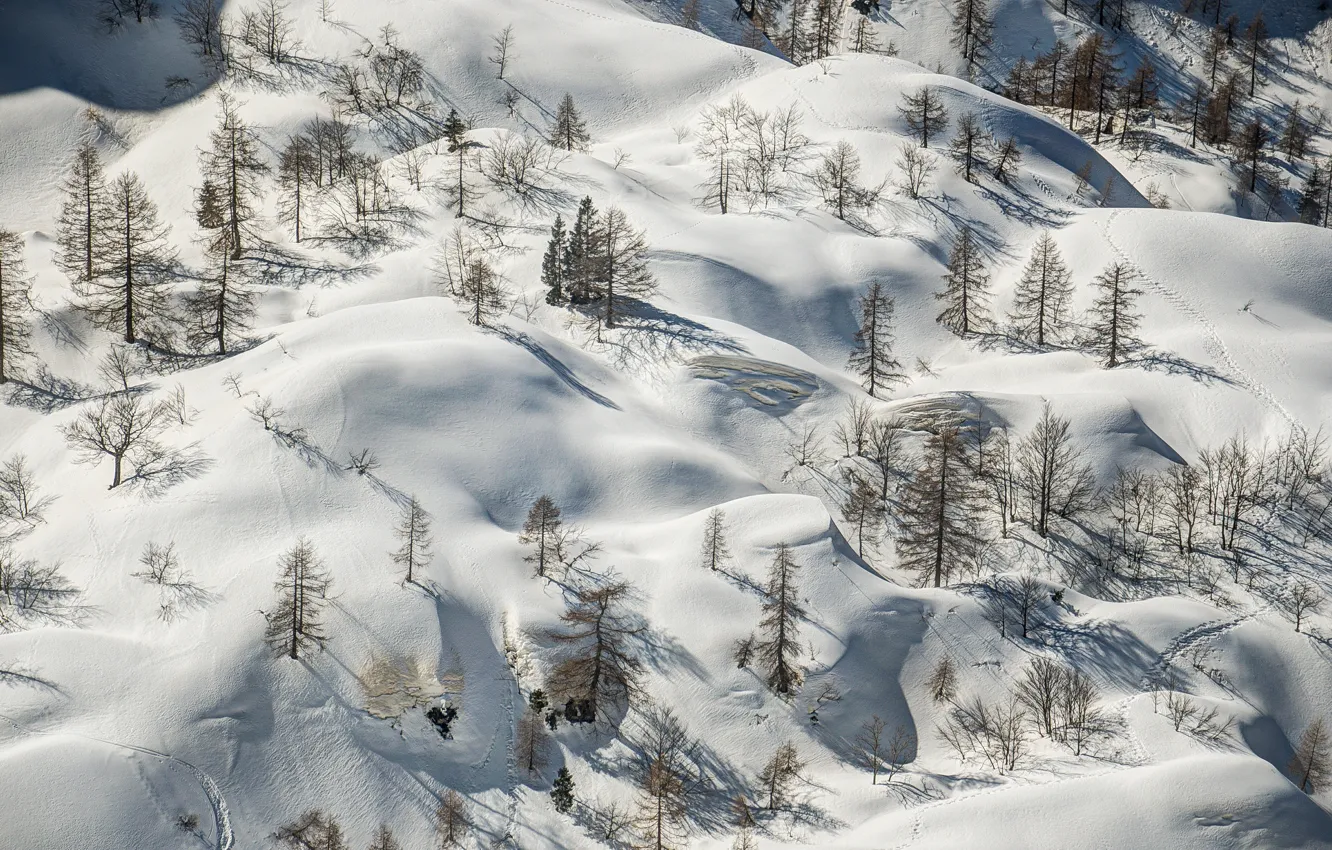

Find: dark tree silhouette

[755,543,806,694]
[264,538,332,659]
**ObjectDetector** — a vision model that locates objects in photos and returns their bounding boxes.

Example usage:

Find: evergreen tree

[442,109,480,218]
[199,94,269,259]
[80,171,177,344]
[0,230,35,384]
[1084,261,1143,368]
[700,507,732,572]
[183,231,256,354]
[1008,231,1073,347]
[541,214,568,304]
[1298,162,1326,225]
[520,495,563,578]
[848,280,904,397]
[1235,118,1268,195]
[936,226,992,337]
[549,93,591,152]
[546,581,644,720]
[55,142,109,287]
[264,538,333,659]
[595,207,656,328]
[551,767,576,813]
[896,425,985,587]
[391,495,433,583]
[898,87,950,148]
[755,543,806,695]
[277,134,316,242]
[565,196,600,303]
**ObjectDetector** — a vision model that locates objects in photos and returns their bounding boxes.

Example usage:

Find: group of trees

[273,791,469,850]
[540,197,656,329]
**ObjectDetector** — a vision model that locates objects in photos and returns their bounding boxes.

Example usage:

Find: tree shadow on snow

[493,327,622,410]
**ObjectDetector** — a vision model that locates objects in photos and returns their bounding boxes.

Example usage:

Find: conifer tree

[442,109,480,218]
[1008,231,1073,347]
[990,135,1022,184]
[541,214,568,304]
[80,172,178,344]
[520,495,563,578]
[546,581,644,720]
[1289,718,1329,794]
[277,134,316,242]
[596,207,656,328]
[1242,12,1268,98]
[936,226,992,337]
[1299,162,1327,225]
[436,789,471,848]
[264,538,332,659]
[897,425,985,587]
[551,767,576,813]
[849,281,904,397]
[950,0,993,70]
[565,197,600,303]
[756,543,806,694]
[184,231,256,354]
[633,753,689,850]
[700,507,732,572]
[199,94,269,259]
[391,495,433,583]
[898,87,950,148]
[0,230,35,384]
[55,142,109,287]
[757,741,807,810]
[1084,261,1143,368]
[949,112,987,183]
[367,824,402,850]
[841,472,882,558]
[549,93,591,152]
[455,255,507,326]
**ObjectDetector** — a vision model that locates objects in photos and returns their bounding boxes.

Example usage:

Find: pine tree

[898,87,950,148]
[183,231,256,354]
[1008,231,1073,347]
[546,581,644,720]
[1084,261,1143,368]
[277,134,316,242]
[80,171,177,344]
[0,230,35,384]
[897,425,985,587]
[264,538,333,659]
[551,767,576,813]
[541,214,568,304]
[700,507,732,571]
[391,495,433,583]
[55,142,109,287]
[596,207,656,328]
[848,281,904,397]
[520,495,563,578]
[936,227,992,337]
[1299,162,1326,225]
[549,93,591,152]
[755,543,806,694]
[199,94,269,259]
[565,197,600,303]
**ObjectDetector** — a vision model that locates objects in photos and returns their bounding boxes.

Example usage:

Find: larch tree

[78,171,177,344]
[898,87,950,148]
[1242,12,1269,98]
[263,538,333,660]
[520,496,563,578]
[546,580,645,721]
[489,24,516,80]
[849,281,904,397]
[841,472,883,558]
[0,230,35,384]
[950,0,993,70]
[1008,231,1073,347]
[596,206,656,328]
[391,495,433,583]
[367,824,402,850]
[633,753,689,850]
[700,507,732,572]
[549,93,591,152]
[199,94,269,259]
[936,226,992,337]
[277,134,316,243]
[814,139,869,221]
[183,230,256,354]
[436,789,471,848]
[1084,261,1143,368]
[756,543,806,695]
[757,741,808,810]
[897,425,986,587]
[55,142,110,288]
[1289,717,1329,794]
[1015,402,1096,537]
[948,112,987,183]
[442,109,481,218]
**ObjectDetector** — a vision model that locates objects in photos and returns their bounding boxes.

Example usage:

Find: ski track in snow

[1139,605,1267,694]
[1099,209,1298,429]
[0,714,234,850]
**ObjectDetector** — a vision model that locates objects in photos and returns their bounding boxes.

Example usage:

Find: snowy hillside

[2,0,1332,849]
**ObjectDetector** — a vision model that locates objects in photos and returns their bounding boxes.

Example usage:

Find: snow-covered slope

[2,1,1332,848]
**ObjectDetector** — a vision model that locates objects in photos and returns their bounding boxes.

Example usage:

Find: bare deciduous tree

[756,543,806,694]
[1289,717,1329,793]
[391,496,433,584]
[700,507,733,572]
[521,496,563,578]
[757,741,808,810]
[546,580,645,722]
[489,25,516,79]
[263,538,332,659]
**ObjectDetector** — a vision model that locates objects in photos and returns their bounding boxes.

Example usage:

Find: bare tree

[927,655,958,704]
[275,810,347,850]
[949,112,988,183]
[240,0,299,63]
[0,455,55,530]
[757,741,808,810]
[549,94,591,152]
[0,230,34,384]
[490,25,516,79]
[1289,718,1329,793]
[841,472,883,558]
[897,426,986,587]
[1084,262,1143,368]
[199,94,268,259]
[596,207,656,328]
[936,227,992,337]
[849,280,905,397]
[517,711,549,774]
[937,695,1028,773]
[898,87,950,148]
[1163,464,1205,554]
[1016,402,1096,536]
[633,752,689,850]
[756,543,806,694]
[895,142,936,200]
[56,142,110,289]
[61,393,179,488]
[391,496,433,583]
[546,580,645,721]
[1015,656,1062,736]
[184,231,256,355]
[277,134,316,243]
[991,136,1023,184]
[436,789,471,847]
[263,538,332,659]
[1009,232,1073,347]
[174,0,223,59]
[367,824,402,850]
[700,508,733,571]
[950,0,993,70]
[1283,580,1323,633]
[814,140,878,220]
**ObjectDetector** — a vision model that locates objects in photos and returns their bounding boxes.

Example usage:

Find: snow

[2,0,1332,847]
